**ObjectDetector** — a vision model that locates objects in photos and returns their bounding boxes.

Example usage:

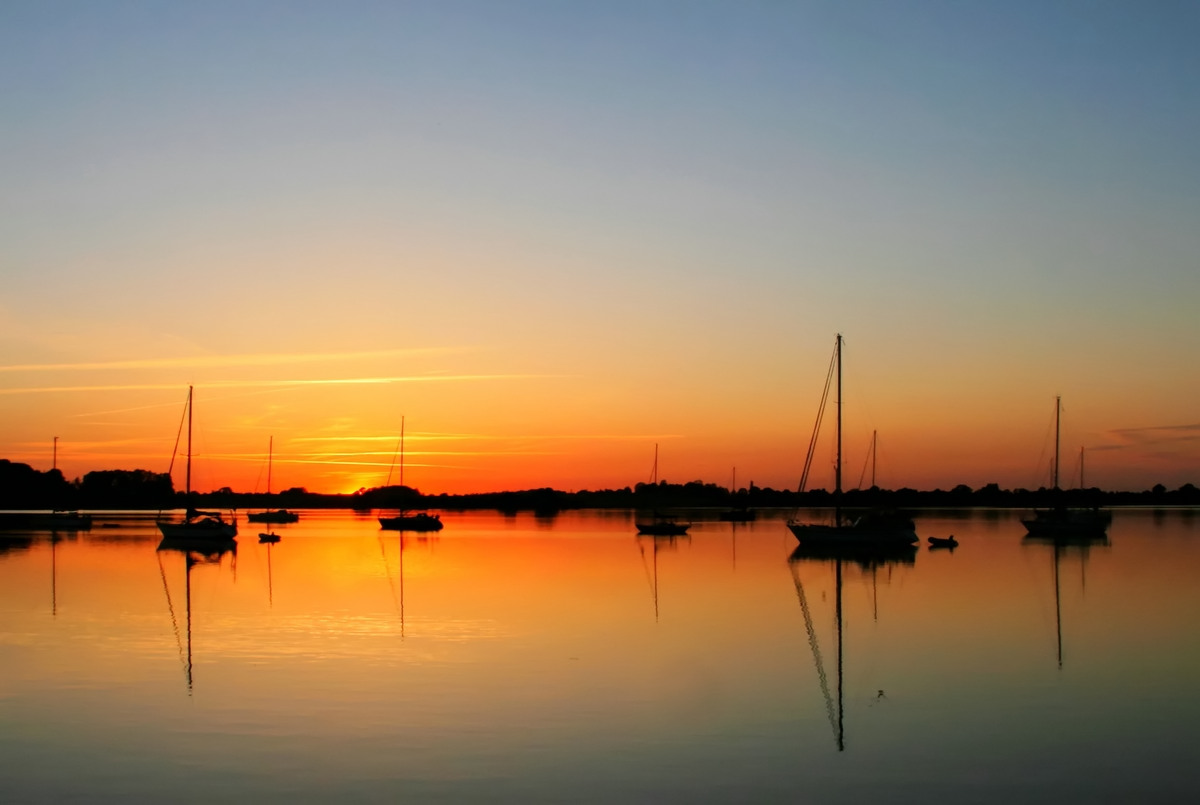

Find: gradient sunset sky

[2,1,1197,495]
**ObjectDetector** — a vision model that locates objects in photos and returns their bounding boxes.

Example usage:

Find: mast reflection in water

[789,542,916,751]
[156,536,236,694]
[0,509,1197,803]
[1022,533,1111,670]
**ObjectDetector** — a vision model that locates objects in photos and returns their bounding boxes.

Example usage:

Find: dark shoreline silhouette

[2,458,1197,513]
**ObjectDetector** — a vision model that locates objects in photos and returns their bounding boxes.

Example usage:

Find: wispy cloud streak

[0,347,478,373]
[290,433,680,442]
[0,375,556,396]
[1090,423,1200,451]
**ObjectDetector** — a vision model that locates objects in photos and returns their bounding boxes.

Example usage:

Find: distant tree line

[1,458,1198,511]
[0,460,175,509]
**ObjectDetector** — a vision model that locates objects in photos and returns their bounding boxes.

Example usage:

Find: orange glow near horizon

[1,342,1197,495]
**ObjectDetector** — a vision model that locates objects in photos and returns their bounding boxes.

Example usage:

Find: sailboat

[1021,396,1110,538]
[157,386,238,540]
[718,467,757,522]
[635,443,690,536]
[39,437,92,530]
[379,417,443,532]
[787,335,917,548]
[247,436,299,524]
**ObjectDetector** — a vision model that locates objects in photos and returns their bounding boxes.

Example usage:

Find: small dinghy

[928,535,958,549]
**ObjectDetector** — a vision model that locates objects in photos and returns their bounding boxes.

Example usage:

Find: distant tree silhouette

[2,454,1197,512]
[0,460,73,508]
[79,469,173,508]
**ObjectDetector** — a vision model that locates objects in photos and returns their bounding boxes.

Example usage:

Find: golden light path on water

[0,509,1197,802]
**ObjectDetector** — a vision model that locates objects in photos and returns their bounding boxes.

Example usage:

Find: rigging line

[1030,401,1057,489]
[636,541,656,602]
[377,535,402,621]
[790,561,838,743]
[856,434,874,491]
[384,435,402,488]
[797,342,838,494]
[156,551,187,682]
[264,542,274,608]
[167,392,187,479]
[398,535,405,639]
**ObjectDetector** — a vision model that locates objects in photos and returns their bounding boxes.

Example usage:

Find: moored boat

[247,436,299,524]
[156,387,238,541]
[1021,397,1109,539]
[379,512,444,532]
[787,335,917,549]
[377,417,443,532]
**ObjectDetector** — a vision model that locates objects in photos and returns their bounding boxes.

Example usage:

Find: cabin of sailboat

[787,335,917,549]
[157,387,238,540]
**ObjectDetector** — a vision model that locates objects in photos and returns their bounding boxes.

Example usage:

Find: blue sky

[1,1,1198,492]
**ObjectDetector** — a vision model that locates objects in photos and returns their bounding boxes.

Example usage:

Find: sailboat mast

[1053,395,1061,491]
[400,416,405,491]
[53,436,58,472]
[267,435,273,497]
[185,385,193,499]
[835,557,845,751]
[871,430,877,489]
[1053,542,1063,669]
[835,334,843,527]
[1080,446,1085,489]
[51,534,58,617]
[185,554,194,692]
[653,536,659,622]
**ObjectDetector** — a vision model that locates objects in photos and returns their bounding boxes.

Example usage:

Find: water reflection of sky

[0,509,1196,803]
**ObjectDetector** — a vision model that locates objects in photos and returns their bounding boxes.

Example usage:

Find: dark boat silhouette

[634,444,690,535]
[378,417,444,532]
[718,467,757,521]
[156,387,237,541]
[1021,397,1110,538]
[247,436,299,524]
[787,335,917,549]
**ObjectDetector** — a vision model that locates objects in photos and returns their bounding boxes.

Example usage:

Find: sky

[1,0,1198,495]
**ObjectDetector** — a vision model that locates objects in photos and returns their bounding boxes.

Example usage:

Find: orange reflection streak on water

[2,511,1196,704]
[1,507,1198,797]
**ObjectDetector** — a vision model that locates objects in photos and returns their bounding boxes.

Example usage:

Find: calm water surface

[1,509,1197,803]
